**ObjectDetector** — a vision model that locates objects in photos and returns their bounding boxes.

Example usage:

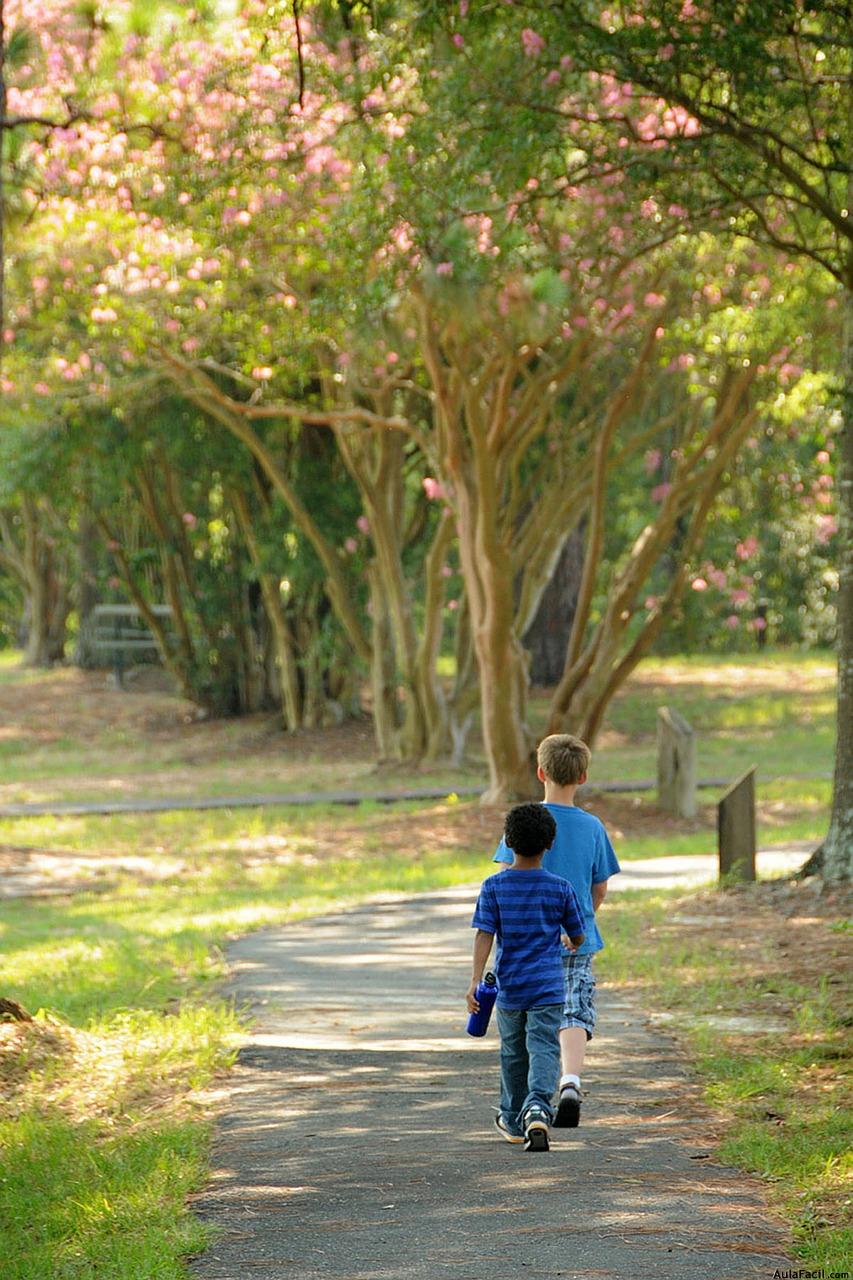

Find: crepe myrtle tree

[422,0,851,863]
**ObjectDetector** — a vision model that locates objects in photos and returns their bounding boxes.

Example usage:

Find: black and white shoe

[554,1082,582,1128]
[522,1106,551,1152]
[494,1113,524,1144]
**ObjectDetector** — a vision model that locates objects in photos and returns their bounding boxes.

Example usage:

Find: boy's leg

[555,956,596,1128]
[559,1026,588,1077]
[495,1006,527,1137]
[521,1004,562,1120]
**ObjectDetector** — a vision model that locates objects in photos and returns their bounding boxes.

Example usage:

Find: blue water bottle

[467,971,499,1037]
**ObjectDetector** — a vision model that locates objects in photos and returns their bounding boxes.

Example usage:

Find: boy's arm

[466,929,495,1012]
[592,880,608,911]
[492,836,512,869]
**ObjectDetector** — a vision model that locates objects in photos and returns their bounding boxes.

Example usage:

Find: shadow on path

[190,889,793,1280]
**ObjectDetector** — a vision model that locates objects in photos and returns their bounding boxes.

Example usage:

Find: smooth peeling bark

[20,498,70,666]
[366,562,402,761]
[335,426,432,761]
[821,287,853,882]
[454,479,535,803]
[232,487,303,732]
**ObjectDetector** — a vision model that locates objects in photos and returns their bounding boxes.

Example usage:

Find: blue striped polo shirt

[471,869,584,1009]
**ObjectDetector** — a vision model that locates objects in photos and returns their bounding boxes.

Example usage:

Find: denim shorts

[561,954,596,1040]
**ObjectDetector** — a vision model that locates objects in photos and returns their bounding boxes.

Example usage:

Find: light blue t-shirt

[472,869,585,1008]
[493,803,620,956]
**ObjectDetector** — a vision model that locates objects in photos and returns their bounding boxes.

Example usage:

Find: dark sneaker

[494,1113,524,1144]
[554,1082,582,1128]
[522,1107,550,1152]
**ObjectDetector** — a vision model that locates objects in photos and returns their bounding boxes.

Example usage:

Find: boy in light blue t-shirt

[493,734,620,1129]
[468,803,585,1152]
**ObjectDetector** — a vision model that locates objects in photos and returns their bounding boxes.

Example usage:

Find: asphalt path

[190,881,794,1280]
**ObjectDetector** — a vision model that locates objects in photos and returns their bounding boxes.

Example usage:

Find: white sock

[560,1073,581,1091]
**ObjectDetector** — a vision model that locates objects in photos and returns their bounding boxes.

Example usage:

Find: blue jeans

[496,1004,562,1133]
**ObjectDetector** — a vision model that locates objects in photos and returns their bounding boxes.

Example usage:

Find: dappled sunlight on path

[191,889,793,1280]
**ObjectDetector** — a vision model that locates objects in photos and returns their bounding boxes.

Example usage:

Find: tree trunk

[523,521,586,686]
[232,487,303,731]
[367,563,401,760]
[456,484,534,802]
[21,499,69,666]
[74,504,100,668]
[820,287,853,881]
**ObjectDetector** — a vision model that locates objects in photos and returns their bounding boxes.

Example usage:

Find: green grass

[597,890,852,1272]
[0,649,836,804]
[0,835,491,1279]
[0,648,841,1273]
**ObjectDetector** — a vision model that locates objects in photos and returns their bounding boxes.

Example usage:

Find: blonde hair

[537,734,591,786]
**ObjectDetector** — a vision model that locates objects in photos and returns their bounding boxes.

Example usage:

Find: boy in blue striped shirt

[467,803,584,1152]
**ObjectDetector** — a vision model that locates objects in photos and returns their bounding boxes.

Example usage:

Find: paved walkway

[190,887,793,1280]
[4,775,820,819]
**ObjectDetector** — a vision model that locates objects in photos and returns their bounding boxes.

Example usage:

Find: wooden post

[657,707,697,818]
[718,767,757,884]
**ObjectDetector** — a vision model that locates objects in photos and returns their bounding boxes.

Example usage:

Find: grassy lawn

[0,835,492,1280]
[0,649,844,1276]
[597,886,852,1273]
[0,649,836,808]
[2,843,848,1275]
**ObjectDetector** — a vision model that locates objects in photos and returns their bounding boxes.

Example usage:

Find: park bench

[88,603,172,688]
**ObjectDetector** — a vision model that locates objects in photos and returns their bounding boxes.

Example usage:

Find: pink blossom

[730,589,750,606]
[459,0,469,13]
[816,449,831,464]
[435,261,454,277]
[750,616,767,632]
[452,33,465,48]
[657,43,675,60]
[815,515,837,544]
[356,515,370,534]
[691,577,708,592]
[182,338,200,354]
[423,477,446,501]
[644,448,662,475]
[440,565,453,578]
[708,568,727,590]
[644,292,665,307]
[725,615,739,629]
[645,596,659,610]
[736,536,758,561]
[521,28,546,57]
[182,513,197,529]
[344,537,358,554]
[651,482,671,502]
[34,382,51,395]
[252,366,273,380]
[447,599,459,611]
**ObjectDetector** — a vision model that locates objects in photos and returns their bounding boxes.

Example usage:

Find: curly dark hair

[504,803,557,859]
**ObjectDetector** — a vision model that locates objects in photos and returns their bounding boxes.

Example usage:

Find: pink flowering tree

[421,0,851,865]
